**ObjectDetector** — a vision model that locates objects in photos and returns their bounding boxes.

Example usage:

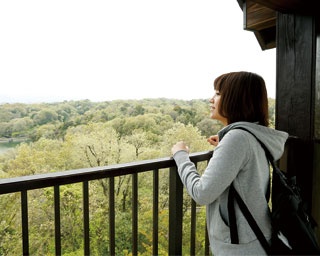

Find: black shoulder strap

[233,127,276,200]
[229,184,271,254]
[233,127,273,200]
[232,127,277,169]
[227,127,273,254]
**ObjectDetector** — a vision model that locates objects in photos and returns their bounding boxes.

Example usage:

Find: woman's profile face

[209,90,228,126]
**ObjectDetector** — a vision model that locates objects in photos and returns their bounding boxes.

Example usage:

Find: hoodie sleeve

[173,130,251,205]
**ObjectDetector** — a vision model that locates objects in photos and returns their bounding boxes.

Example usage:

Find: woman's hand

[171,141,190,156]
[207,135,219,146]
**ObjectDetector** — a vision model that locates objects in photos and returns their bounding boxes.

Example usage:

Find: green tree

[33,109,58,126]
[0,122,12,138]
[10,117,34,137]
[125,129,151,159]
[2,138,71,176]
[0,193,22,255]
[65,122,131,168]
[196,118,224,138]
[161,122,211,155]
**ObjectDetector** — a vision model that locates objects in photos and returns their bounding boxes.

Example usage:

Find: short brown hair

[214,71,269,126]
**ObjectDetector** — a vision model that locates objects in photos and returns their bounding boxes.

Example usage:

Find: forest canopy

[0,98,275,177]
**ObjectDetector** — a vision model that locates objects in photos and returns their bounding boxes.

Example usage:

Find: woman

[171,71,288,255]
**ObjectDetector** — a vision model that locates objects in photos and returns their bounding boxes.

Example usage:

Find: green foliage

[161,123,211,155]
[65,122,127,167]
[2,138,71,176]
[268,98,276,128]
[0,193,22,256]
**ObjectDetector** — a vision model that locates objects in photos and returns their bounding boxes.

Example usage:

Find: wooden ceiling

[236,0,319,50]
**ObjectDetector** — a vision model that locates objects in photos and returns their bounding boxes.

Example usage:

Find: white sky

[0,0,276,103]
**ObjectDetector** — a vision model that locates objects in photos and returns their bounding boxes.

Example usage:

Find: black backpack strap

[231,127,275,165]
[228,184,271,254]
[227,127,273,254]
[228,185,239,244]
[232,127,274,200]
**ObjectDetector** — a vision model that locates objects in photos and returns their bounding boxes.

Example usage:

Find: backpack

[227,127,320,255]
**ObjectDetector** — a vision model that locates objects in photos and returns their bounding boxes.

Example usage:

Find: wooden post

[169,166,183,255]
[276,13,320,240]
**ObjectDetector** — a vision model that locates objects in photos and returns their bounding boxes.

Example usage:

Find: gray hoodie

[173,122,288,255]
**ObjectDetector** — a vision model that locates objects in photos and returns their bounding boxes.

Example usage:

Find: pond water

[0,139,27,154]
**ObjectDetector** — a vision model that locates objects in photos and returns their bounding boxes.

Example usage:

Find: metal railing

[0,151,213,255]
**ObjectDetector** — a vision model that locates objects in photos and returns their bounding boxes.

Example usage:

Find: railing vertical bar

[169,166,183,255]
[21,190,29,256]
[190,162,198,255]
[205,224,210,256]
[152,169,159,255]
[54,185,61,256]
[109,177,115,256]
[190,199,197,255]
[205,159,211,256]
[132,173,138,256]
[83,181,90,255]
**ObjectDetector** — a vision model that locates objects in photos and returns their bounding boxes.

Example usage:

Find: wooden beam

[242,0,276,50]
[244,0,276,31]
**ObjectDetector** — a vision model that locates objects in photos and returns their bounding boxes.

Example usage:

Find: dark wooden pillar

[276,13,320,239]
[315,17,320,242]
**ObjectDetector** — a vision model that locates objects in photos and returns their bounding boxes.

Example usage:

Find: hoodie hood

[218,122,289,162]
